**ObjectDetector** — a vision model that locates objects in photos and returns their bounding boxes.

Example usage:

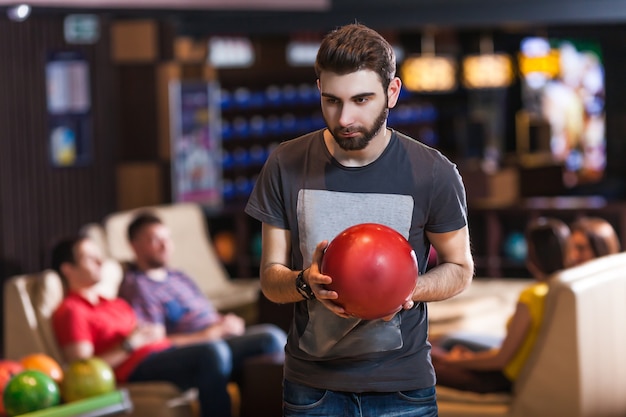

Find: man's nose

[338,104,357,127]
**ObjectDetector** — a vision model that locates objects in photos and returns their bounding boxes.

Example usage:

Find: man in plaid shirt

[119,211,286,374]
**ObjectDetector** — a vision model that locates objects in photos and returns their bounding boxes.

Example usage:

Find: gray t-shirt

[245,129,467,392]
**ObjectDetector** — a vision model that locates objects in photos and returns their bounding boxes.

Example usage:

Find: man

[566,216,621,267]
[51,235,233,417]
[118,212,286,379]
[244,23,474,416]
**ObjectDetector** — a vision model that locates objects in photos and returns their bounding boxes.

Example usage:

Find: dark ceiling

[9,0,626,36]
[174,0,626,35]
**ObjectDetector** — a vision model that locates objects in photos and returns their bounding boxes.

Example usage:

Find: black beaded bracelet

[121,338,134,353]
[295,269,315,300]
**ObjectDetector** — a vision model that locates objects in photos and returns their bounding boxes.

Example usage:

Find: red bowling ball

[321,223,419,320]
[0,360,23,415]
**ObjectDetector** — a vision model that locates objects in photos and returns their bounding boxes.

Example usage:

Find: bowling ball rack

[12,389,131,417]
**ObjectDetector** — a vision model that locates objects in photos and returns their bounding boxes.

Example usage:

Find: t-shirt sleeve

[245,149,289,229]
[426,157,468,234]
[52,303,92,347]
[119,273,165,326]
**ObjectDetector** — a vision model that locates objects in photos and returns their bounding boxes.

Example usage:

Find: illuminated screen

[518,37,605,186]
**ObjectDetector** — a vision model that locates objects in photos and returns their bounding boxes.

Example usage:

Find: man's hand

[309,240,418,321]
[128,323,166,349]
[308,240,354,318]
[219,313,245,338]
[380,296,415,321]
[198,313,245,341]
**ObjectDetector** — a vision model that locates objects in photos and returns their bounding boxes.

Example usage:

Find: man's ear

[129,240,140,254]
[387,77,402,109]
[60,262,73,278]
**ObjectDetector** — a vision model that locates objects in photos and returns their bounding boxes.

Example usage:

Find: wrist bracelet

[121,338,134,353]
[295,269,315,300]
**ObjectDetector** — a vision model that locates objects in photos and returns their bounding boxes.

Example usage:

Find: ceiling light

[7,4,31,21]
[462,35,514,89]
[400,32,457,93]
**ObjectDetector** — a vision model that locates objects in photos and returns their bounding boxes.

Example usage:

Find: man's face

[66,239,103,287]
[566,230,595,267]
[318,70,392,151]
[131,223,173,269]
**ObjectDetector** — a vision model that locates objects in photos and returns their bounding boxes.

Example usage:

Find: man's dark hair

[127,211,163,242]
[525,217,570,275]
[315,23,396,91]
[50,234,88,283]
[570,217,621,258]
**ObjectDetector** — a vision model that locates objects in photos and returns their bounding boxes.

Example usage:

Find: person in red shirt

[51,234,233,417]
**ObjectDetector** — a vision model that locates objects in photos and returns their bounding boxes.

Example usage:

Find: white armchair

[436,252,626,417]
[94,203,260,315]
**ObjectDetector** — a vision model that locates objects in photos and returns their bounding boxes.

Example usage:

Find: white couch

[434,252,626,417]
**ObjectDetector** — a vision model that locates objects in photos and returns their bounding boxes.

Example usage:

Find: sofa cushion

[436,385,512,404]
[429,278,529,338]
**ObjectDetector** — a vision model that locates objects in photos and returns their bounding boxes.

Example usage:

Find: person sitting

[431,217,571,393]
[51,234,234,417]
[567,216,621,267]
[118,212,286,379]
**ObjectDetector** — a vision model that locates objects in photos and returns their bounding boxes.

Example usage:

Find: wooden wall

[0,14,117,342]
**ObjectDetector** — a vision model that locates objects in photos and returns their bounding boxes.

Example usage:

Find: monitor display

[518,37,605,187]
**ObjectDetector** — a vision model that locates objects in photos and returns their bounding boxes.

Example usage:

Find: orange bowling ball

[321,223,419,320]
[213,231,237,264]
[20,354,63,384]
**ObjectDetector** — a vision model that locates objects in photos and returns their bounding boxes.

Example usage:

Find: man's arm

[259,223,308,303]
[415,226,474,302]
[166,314,245,347]
[63,340,133,369]
[259,222,472,311]
[61,323,166,368]
[258,223,351,317]
[438,302,532,371]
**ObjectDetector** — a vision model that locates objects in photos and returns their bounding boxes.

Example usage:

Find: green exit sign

[64,14,100,45]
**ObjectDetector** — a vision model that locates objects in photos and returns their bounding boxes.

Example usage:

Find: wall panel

[0,15,117,319]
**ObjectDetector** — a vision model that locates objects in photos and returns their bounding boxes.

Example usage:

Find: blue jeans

[283,379,438,417]
[128,324,287,417]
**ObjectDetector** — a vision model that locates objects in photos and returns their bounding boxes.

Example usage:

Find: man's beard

[145,256,166,269]
[328,106,389,151]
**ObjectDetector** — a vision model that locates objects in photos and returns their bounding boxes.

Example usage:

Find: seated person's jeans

[129,324,287,417]
[283,379,438,417]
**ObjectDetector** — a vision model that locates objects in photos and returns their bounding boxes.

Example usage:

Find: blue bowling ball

[503,231,527,262]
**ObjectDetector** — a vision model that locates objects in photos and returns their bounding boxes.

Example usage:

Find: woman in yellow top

[431,217,570,393]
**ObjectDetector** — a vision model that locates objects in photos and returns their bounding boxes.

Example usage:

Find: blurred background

[2,0,626,319]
